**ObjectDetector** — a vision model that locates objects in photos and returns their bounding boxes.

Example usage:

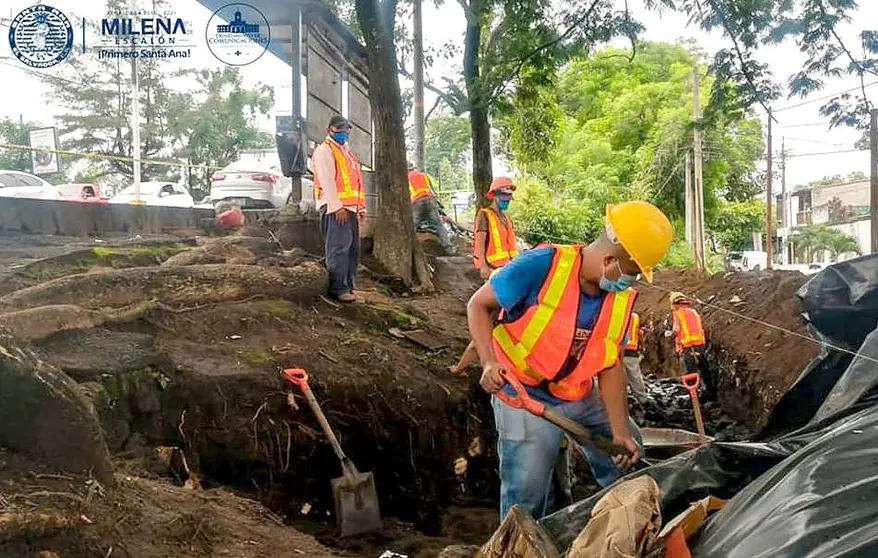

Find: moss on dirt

[263,300,293,317]
[241,349,274,367]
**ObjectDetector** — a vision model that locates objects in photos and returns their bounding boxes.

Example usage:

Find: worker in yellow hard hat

[466,201,673,520]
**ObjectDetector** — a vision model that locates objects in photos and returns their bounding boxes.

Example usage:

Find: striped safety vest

[674,306,705,350]
[313,139,366,210]
[624,312,641,352]
[474,208,518,270]
[408,170,434,203]
[492,244,636,401]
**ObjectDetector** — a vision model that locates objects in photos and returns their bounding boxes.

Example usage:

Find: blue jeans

[492,383,642,520]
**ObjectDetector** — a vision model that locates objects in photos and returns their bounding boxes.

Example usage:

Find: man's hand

[479,361,508,394]
[334,208,349,224]
[479,265,493,281]
[611,434,640,472]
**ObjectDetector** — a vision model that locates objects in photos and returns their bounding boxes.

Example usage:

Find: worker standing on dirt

[449,177,519,376]
[669,292,710,393]
[408,163,455,255]
[312,116,366,303]
[623,312,648,407]
[467,201,673,520]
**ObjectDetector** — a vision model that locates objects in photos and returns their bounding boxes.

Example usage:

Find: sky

[0,0,876,188]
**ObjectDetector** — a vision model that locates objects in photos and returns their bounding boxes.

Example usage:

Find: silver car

[210,160,292,209]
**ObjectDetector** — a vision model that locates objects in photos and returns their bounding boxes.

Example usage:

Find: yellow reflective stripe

[484,210,513,263]
[677,310,703,344]
[493,246,578,375]
[605,291,629,342]
[327,142,354,200]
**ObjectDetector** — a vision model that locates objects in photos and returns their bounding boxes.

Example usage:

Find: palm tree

[825,231,861,262]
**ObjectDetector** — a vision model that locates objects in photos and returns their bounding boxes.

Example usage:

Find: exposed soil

[0,228,824,557]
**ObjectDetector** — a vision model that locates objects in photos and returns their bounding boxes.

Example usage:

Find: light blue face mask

[331,130,349,144]
[599,260,637,292]
[497,200,511,211]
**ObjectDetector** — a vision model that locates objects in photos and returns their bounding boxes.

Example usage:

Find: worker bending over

[449,177,518,376]
[623,311,648,406]
[408,164,454,254]
[312,116,366,303]
[670,292,710,394]
[467,201,673,520]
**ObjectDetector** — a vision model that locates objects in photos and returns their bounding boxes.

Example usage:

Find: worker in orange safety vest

[467,201,674,520]
[669,292,710,394]
[623,311,648,406]
[312,115,366,303]
[408,164,454,254]
[449,177,518,376]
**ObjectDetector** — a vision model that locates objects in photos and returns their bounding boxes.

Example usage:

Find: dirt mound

[636,269,818,428]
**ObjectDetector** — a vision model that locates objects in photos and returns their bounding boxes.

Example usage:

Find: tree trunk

[356,0,434,289]
[463,0,493,207]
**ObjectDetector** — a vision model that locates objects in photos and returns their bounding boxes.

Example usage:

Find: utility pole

[780,137,788,264]
[871,108,878,253]
[412,0,426,170]
[766,109,773,270]
[130,0,141,201]
[692,67,705,271]
[685,151,693,248]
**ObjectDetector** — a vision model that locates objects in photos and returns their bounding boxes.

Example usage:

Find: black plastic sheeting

[539,254,878,555]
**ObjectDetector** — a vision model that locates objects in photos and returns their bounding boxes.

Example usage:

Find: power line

[756,80,878,117]
[785,148,868,158]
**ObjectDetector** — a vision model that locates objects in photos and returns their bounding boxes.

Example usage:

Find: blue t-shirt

[490,246,625,405]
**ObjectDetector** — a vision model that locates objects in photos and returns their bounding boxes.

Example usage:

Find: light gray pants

[623,354,648,405]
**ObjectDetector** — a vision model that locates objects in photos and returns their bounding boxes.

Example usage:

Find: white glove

[664,330,674,338]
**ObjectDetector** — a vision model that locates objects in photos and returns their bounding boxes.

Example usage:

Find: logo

[8,5,73,68]
[95,8,195,60]
[205,3,270,66]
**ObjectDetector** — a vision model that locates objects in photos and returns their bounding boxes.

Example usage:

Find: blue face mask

[599,260,637,292]
[497,200,511,211]
[331,130,349,144]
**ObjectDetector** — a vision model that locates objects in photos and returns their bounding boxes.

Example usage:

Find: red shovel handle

[681,373,701,392]
[496,370,546,416]
[283,368,311,393]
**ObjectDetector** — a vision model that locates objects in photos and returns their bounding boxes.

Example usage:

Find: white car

[0,170,57,200]
[108,182,195,208]
[210,161,292,209]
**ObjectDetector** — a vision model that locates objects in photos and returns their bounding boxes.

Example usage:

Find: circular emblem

[8,5,73,69]
[205,3,271,66]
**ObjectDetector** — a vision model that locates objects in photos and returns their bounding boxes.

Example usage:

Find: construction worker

[408,164,455,254]
[467,201,673,520]
[449,177,518,376]
[669,292,709,392]
[312,115,366,303]
[623,312,648,406]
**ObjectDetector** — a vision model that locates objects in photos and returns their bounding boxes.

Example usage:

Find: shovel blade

[332,471,382,537]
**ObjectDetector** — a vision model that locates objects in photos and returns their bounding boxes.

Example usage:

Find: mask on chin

[497,200,511,211]
[599,260,636,292]
[331,131,349,144]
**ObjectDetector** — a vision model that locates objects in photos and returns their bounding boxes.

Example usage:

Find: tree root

[0,512,83,541]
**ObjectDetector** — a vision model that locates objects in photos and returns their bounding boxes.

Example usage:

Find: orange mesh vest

[624,312,641,352]
[408,170,433,203]
[313,140,366,210]
[674,307,705,349]
[474,208,518,270]
[492,245,637,401]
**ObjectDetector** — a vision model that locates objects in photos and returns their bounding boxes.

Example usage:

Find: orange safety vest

[624,312,641,352]
[492,245,636,401]
[313,139,366,210]
[674,307,705,350]
[408,170,434,203]
[474,208,518,270]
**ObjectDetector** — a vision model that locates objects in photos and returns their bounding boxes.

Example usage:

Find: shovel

[681,373,707,441]
[495,371,633,460]
[283,368,382,537]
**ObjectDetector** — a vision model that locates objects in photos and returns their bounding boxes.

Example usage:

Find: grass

[241,349,274,367]
[263,300,293,317]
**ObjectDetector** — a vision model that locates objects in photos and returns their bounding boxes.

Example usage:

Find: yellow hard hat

[605,201,673,283]
[669,291,687,306]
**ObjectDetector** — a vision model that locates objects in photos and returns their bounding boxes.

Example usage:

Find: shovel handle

[283,368,349,465]
[681,373,701,392]
[495,370,546,416]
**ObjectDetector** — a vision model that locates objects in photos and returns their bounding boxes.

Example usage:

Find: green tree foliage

[712,199,766,250]
[423,110,471,194]
[0,118,39,173]
[792,223,862,262]
[504,42,765,251]
[167,68,274,197]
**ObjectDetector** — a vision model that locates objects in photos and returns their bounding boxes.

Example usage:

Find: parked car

[210,160,292,209]
[108,182,194,208]
[55,183,108,203]
[727,250,768,272]
[0,170,56,200]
